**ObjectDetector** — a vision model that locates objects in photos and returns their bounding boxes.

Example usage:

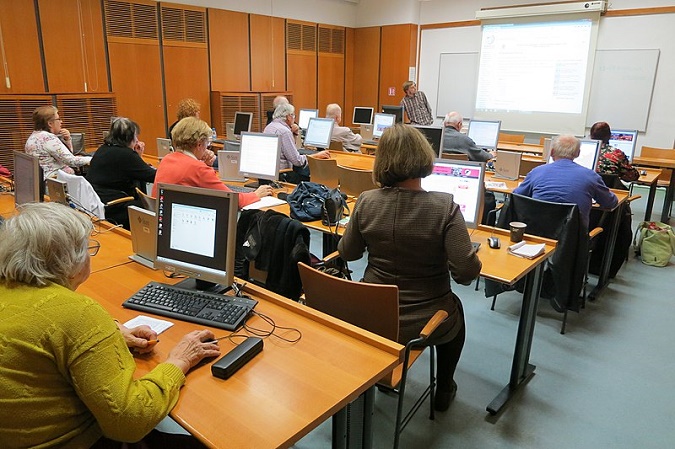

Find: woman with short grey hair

[0,202,221,448]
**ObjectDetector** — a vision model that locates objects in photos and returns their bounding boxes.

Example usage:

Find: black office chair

[484,193,602,334]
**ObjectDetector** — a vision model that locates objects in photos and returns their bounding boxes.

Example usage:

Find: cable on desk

[244,310,302,343]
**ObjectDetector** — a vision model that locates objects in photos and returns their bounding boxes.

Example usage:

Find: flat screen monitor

[420,159,485,229]
[467,119,501,150]
[157,137,172,158]
[382,105,404,124]
[297,109,318,130]
[238,132,281,184]
[414,125,445,157]
[352,107,374,125]
[372,113,396,139]
[13,151,44,206]
[233,112,253,136]
[155,183,238,292]
[548,139,601,170]
[608,129,638,161]
[303,117,334,149]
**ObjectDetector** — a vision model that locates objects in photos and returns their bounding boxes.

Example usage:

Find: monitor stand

[128,254,156,270]
[244,179,279,189]
[174,278,232,295]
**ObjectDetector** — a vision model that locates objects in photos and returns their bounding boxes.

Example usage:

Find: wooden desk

[0,192,16,217]
[472,226,556,415]
[78,231,402,449]
[632,156,674,223]
[327,150,375,171]
[497,142,544,155]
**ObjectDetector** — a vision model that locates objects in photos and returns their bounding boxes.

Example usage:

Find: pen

[146,339,159,345]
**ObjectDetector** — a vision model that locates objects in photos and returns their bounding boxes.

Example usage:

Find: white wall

[354,0,420,27]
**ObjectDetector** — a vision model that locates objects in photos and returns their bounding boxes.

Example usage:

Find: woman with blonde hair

[338,124,481,411]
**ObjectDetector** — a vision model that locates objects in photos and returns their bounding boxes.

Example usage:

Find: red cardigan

[152,152,259,208]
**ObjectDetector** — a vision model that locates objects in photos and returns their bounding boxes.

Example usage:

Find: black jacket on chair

[485,194,589,313]
[236,209,310,301]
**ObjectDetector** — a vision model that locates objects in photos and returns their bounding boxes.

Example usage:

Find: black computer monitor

[155,183,238,293]
[414,125,445,157]
[372,113,396,139]
[608,129,638,161]
[13,151,44,206]
[382,105,404,124]
[297,109,318,130]
[467,119,501,150]
[303,117,334,149]
[238,132,281,186]
[420,159,486,229]
[233,112,253,136]
[353,107,374,125]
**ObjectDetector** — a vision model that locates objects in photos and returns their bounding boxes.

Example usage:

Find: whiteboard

[436,52,478,120]
[586,49,660,131]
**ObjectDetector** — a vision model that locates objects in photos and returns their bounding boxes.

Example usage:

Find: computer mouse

[487,236,501,249]
[640,170,647,176]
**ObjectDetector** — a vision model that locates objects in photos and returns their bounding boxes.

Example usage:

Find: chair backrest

[135,187,157,212]
[599,173,625,190]
[337,165,377,197]
[519,158,545,176]
[499,133,525,144]
[640,146,674,183]
[56,170,105,219]
[497,193,588,312]
[440,152,469,161]
[298,262,399,341]
[307,157,339,189]
[70,133,86,155]
[329,140,343,150]
[539,135,551,146]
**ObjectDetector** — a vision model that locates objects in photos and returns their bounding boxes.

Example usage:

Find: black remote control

[211,337,263,379]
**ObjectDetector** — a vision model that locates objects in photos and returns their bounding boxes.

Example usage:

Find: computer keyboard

[363,139,378,146]
[123,281,258,331]
[226,184,255,193]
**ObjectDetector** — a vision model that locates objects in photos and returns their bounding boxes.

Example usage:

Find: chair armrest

[419,310,449,340]
[589,226,603,240]
[279,168,293,173]
[321,251,341,263]
[626,195,642,203]
[106,196,135,207]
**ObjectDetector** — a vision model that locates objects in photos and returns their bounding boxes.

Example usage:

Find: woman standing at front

[337,124,482,411]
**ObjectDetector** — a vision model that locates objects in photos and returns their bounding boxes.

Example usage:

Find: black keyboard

[123,282,258,331]
[226,184,255,193]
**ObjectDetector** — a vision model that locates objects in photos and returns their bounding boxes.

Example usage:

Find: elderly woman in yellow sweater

[0,202,221,448]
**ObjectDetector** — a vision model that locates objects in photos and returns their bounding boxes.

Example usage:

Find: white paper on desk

[124,315,174,334]
[242,196,287,210]
[485,181,507,189]
[507,241,546,259]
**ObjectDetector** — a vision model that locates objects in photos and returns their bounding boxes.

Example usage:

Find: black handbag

[287,182,348,225]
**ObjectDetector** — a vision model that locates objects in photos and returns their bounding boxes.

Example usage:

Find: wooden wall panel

[0,0,45,93]
[0,96,52,172]
[352,27,380,123]
[379,24,416,111]
[318,55,344,117]
[287,54,316,110]
[108,42,165,153]
[209,9,249,92]
[344,27,355,127]
[250,14,286,92]
[163,46,211,133]
[38,0,109,93]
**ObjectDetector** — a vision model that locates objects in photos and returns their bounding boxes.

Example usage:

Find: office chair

[484,193,603,334]
[498,133,525,144]
[307,156,339,189]
[57,170,134,221]
[336,165,377,198]
[135,187,157,212]
[328,140,344,150]
[298,261,447,449]
[440,152,469,161]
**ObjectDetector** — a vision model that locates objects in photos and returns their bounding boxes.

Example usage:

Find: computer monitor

[372,113,396,139]
[157,138,172,159]
[297,109,318,130]
[467,119,501,150]
[548,139,601,170]
[238,132,281,185]
[608,129,638,161]
[233,112,253,136]
[352,107,374,125]
[420,159,486,229]
[414,125,445,157]
[382,105,404,124]
[13,151,44,206]
[155,183,238,292]
[303,117,334,149]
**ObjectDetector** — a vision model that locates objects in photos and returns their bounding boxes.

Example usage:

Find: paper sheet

[124,315,174,335]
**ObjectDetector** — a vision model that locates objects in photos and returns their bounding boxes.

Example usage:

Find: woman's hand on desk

[116,322,158,354]
[255,184,275,198]
[166,329,221,374]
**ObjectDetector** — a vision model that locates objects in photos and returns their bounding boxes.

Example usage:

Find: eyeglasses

[88,239,101,256]
[50,117,62,122]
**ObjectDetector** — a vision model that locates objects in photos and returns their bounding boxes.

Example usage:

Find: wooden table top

[633,156,675,170]
[497,142,544,155]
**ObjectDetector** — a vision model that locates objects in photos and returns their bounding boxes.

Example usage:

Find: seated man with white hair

[441,111,493,162]
[325,103,362,152]
[263,103,330,184]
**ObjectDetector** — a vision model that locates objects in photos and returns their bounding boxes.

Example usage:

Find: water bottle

[211,128,217,140]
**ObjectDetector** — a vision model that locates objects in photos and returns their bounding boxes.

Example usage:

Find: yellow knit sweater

[0,282,186,448]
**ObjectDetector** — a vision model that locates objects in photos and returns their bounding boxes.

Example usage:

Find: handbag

[633,221,675,267]
[287,181,348,225]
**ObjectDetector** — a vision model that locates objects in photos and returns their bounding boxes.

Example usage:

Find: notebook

[494,150,522,180]
[127,205,157,269]
[46,178,69,205]
[218,150,246,182]
[156,138,172,159]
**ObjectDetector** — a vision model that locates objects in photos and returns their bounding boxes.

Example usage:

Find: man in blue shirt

[514,135,617,228]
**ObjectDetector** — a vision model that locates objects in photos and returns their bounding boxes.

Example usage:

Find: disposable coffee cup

[509,221,527,243]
